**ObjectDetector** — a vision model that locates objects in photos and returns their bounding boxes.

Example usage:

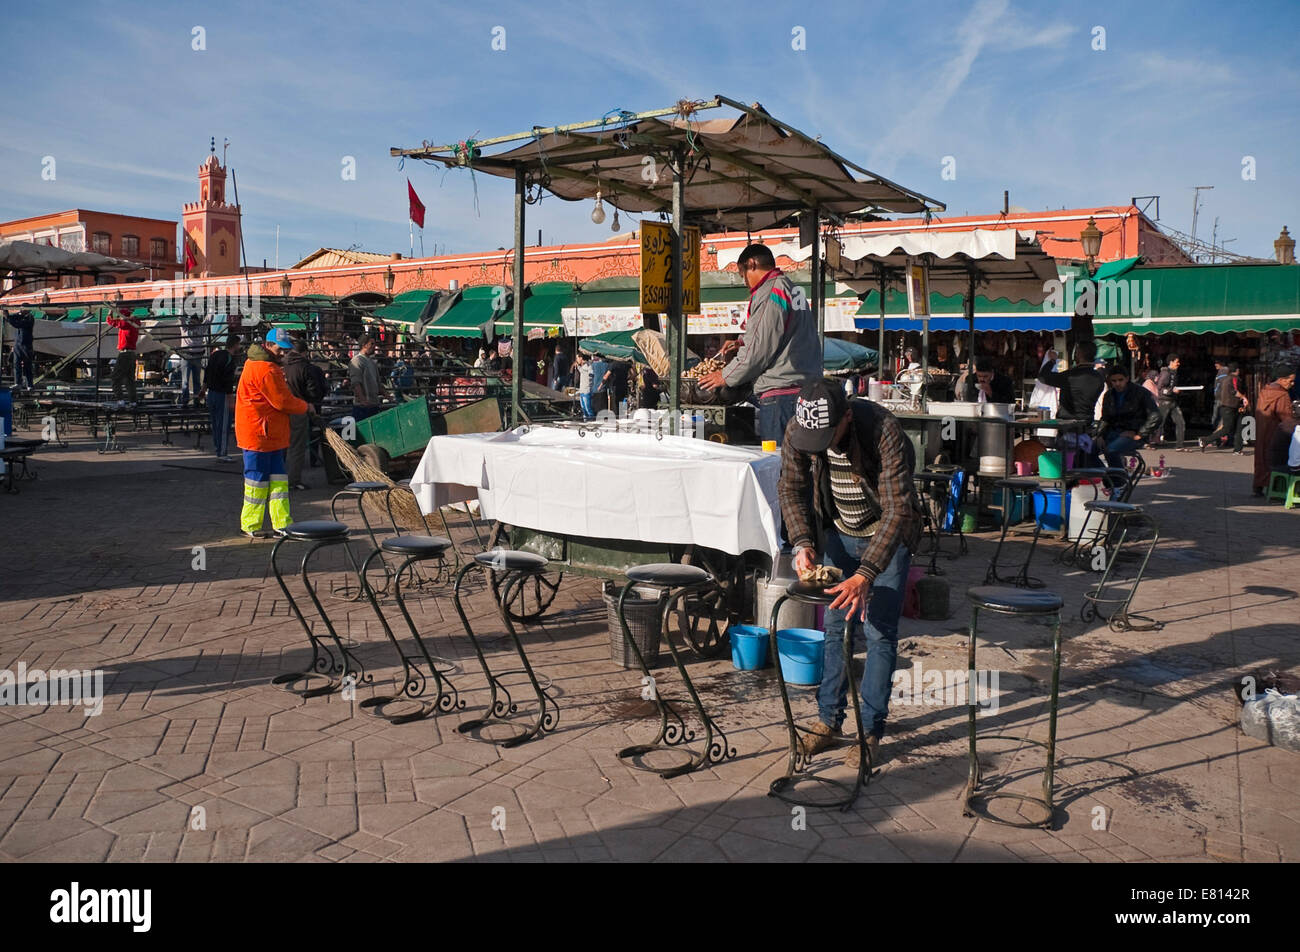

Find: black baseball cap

[789,378,848,453]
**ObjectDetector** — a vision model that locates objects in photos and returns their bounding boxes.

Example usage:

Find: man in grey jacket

[698,244,822,443]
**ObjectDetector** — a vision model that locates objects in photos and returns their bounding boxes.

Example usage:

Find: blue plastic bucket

[776,628,826,686]
[728,624,769,671]
[1033,488,1065,533]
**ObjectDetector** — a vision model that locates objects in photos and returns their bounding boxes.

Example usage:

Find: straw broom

[324,428,429,531]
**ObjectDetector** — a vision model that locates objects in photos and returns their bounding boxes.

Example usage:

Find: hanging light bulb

[611,208,621,232]
[591,189,606,225]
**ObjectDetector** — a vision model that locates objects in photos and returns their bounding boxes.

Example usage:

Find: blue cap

[265,327,293,348]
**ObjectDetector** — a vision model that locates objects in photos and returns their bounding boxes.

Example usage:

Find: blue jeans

[207,391,233,457]
[181,359,203,404]
[816,533,911,740]
[758,391,799,445]
[14,349,34,389]
[580,393,594,419]
[1100,432,1144,469]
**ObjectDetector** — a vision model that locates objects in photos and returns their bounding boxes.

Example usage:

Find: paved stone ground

[1,420,1298,863]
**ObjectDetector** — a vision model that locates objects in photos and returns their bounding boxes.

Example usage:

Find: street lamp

[1079,217,1103,273]
[1275,226,1295,265]
[384,266,395,294]
[280,274,291,299]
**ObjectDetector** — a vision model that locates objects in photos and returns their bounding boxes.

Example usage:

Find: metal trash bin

[602,581,662,669]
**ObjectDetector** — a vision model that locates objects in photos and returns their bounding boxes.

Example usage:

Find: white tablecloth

[408,428,782,559]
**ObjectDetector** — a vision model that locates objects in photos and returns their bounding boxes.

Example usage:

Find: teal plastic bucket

[776,628,826,686]
[729,624,769,670]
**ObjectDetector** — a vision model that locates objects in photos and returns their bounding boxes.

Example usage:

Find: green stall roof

[1091,263,1300,336]
[492,282,574,332]
[426,284,509,339]
[373,289,437,324]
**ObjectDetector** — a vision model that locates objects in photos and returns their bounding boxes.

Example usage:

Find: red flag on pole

[184,235,197,273]
[407,179,426,229]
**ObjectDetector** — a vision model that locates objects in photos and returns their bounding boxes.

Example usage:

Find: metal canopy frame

[391,96,946,429]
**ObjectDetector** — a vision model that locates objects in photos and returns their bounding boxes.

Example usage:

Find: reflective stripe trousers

[241,449,290,533]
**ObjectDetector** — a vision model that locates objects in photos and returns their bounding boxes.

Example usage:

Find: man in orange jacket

[235,328,310,538]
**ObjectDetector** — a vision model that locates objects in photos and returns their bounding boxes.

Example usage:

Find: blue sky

[1,0,1296,265]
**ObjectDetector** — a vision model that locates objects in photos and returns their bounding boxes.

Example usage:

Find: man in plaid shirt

[778,378,924,766]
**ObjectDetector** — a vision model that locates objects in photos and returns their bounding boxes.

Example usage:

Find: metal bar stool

[358,535,464,723]
[1056,469,1118,565]
[768,580,869,811]
[962,586,1064,829]
[1081,509,1162,632]
[329,480,393,600]
[1069,499,1141,570]
[913,470,966,575]
[451,550,559,747]
[270,520,372,699]
[984,479,1048,589]
[613,563,737,778]
[382,481,453,587]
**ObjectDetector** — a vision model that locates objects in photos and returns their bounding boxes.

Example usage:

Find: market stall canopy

[1092,263,1300,336]
[27,317,167,358]
[425,285,510,339]
[391,96,945,230]
[823,337,878,372]
[720,228,1059,304]
[852,288,1070,332]
[0,240,146,294]
[491,282,573,335]
[372,290,439,327]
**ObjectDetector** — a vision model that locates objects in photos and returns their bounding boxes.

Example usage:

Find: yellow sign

[640,222,700,314]
[906,259,930,318]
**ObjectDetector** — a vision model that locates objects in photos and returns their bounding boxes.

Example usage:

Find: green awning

[1090,256,1142,282]
[272,321,307,331]
[373,290,436,325]
[426,285,508,339]
[1091,263,1300,336]
[492,282,573,333]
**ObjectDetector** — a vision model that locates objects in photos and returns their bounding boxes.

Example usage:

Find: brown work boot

[844,736,881,769]
[799,720,841,758]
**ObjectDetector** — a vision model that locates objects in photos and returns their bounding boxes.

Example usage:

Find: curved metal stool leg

[358,550,463,723]
[1007,489,1047,589]
[271,536,369,697]
[453,563,557,746]
[767,593,869,811]
[985,484,1019,584]
[614,581,693,776]
[962,601,1062,830]
[618,580,735,776]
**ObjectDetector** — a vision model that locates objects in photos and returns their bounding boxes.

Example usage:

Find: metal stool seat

[382,535,452,556]
[963,585,1064,829]
[614,563,736,778]
[474,549,549,574]
[768,580,871,811]
[452,549,559,746]
[1084,500,1138,514]
[359,534,463,723]
[270,521,370,699]
[346,480,391,492]
[626,563,710,586]
[283,520,350,540]
[984,479,1049,589]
